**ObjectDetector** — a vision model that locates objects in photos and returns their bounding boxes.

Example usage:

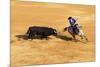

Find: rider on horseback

[68,17,78,34]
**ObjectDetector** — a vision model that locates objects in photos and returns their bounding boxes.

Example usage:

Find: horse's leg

[68,29,76,41]
[79,34,88,42]
[80,35,83,39]
[83,35,88,41]
[71,34,77,41]
[73,35,77,41]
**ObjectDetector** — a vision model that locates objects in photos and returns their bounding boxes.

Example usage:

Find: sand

[11,1,95,66]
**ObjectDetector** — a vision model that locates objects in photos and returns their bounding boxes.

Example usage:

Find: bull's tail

[26,28,30,34]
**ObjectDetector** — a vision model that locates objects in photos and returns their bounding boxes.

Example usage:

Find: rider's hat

[68,17,72,20]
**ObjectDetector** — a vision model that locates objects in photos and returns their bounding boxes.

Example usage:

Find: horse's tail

[63,27,68,32]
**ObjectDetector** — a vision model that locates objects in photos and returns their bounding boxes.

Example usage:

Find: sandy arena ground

[11,1,95,67]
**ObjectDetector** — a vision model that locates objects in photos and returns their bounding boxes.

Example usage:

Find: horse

[63,24,88,41]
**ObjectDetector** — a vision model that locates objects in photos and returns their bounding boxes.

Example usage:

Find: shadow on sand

[15,34,48,40]
[15,34,87,44]
[16,34,29,40]
[55,35,73,41]
[15,34,73,41]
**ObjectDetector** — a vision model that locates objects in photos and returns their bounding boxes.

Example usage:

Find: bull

[26,26,57,40]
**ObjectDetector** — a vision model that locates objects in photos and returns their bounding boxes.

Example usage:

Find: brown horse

[63,24,88,41]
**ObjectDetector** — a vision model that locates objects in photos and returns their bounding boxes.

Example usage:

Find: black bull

[26,26,57,39]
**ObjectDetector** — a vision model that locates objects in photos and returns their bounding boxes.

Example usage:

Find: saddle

[70,24,79,34]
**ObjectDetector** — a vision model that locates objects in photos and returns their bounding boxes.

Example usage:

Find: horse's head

[63,27,68,32]
[75,24,82,29]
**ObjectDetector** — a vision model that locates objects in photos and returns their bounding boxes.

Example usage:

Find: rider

[68,17,78,33]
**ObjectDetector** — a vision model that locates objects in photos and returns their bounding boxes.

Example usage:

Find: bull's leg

[40,36,48,40]
[28,33,33,40]
[32,33,37,39]
[40,35,44,40]
[45,37,48,40]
